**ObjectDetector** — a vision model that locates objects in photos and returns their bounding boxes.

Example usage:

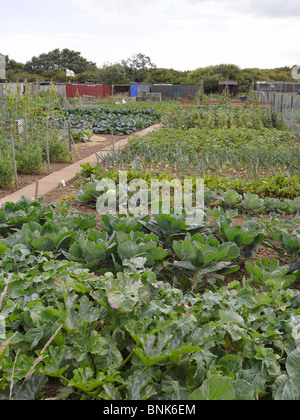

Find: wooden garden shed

[218,80,239,97]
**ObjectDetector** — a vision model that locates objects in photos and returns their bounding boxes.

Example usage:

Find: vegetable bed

[0,197,299,400]
[1,100,300,401]
[57,107,161,136]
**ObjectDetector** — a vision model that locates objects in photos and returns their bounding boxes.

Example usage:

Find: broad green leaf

[41,345,70,377]
[9,374,48,400]
[108,286,139,312]
[77,295,102,324]
[233,380,255,400]
[217,354,243,379]
[0,242,8,257]
[286,348,300,377]
[189,377,236,400]
[24,328,43,350]
[31,236,56,252]
[94,337,123,370]
[218,309,245,325]
[173,238,197,263]
[274,374,300,400]
[40,308,61,322]
[126,371,156,400]
[68,367,106,393]
[68,243,83,260]
[118,241,139,261]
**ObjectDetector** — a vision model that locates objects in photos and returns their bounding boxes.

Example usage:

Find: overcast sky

[0,0,299,71]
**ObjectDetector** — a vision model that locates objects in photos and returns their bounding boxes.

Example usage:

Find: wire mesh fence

[258,91,300,132]
[0,91,74,189]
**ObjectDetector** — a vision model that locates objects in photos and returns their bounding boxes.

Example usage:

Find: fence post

[35,182,39,200]
[10,133,18,189]
[24,113,28,146]
[290,95,294,131]
[45,120,51,173]
[272,92,276,111]
[67,121,72,152]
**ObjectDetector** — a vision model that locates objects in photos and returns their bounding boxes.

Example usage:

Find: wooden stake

[111,128,114,148]
[24,81,28,145]
[35,182,39,200]
[45,121,51,173]
[24,113,28,145]
[67,121,72,152]
[10,133,18,189]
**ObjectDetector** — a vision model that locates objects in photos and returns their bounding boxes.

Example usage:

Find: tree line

[0,48,297,93]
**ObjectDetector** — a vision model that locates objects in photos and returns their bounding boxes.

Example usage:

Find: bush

[47,137,72,163]
[16,143,43,174]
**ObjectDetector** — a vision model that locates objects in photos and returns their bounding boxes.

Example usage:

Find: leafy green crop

[162,106,287,131]
[263,227,300,262]
[172,232,240,281]
[1,252,300,400]
[216,216,265,259]
[0,196,300,400]
[76,173,300,214]
[140,213,207,248]
[56,106,160,136]
[245,258,296,289]
[219,190,242,209]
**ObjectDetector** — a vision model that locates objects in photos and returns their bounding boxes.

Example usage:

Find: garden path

[0,124,161,206]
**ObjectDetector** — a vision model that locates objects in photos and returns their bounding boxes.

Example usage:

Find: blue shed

[130,83,138,98]
[173,85,180,97]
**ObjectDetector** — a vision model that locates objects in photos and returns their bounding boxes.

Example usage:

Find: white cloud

[0,0,299,71]
[187,0,300,17]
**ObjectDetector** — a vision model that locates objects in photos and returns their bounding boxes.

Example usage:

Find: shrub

[47,137,72,163]
[0,152,15,188]
[16,143,43,174]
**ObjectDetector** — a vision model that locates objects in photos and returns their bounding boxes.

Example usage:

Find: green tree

[145,68,188,84]
[25,48,97,74]
[3,55,25,72]
[121,53,156,82]
[214,64,241,80]
[98,63,130,85]
[76,69,103,83]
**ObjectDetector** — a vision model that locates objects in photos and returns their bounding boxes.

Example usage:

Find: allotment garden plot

[57,106,161,136]
[0,89,161,191]
[0,99,300,401]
